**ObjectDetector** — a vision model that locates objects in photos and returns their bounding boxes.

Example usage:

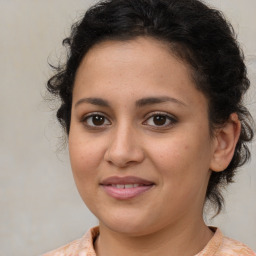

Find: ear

[210,113,241,172]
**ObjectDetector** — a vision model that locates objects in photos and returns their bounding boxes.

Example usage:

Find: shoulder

[219,236,256,256]
[197,227,255,256]
[41,226,99,256]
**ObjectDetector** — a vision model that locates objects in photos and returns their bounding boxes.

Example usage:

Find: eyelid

[81,112,112,128]
[143,111,177,127]
[144,111,177,120]
[81,111,108,120]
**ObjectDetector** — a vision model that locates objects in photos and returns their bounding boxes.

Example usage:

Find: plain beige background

[0,1,255,255]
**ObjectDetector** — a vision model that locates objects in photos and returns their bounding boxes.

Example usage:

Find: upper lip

[100,176,154,186]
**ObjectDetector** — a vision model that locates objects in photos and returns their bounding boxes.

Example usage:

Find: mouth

[110,184,143,188]
[100,176,155,200]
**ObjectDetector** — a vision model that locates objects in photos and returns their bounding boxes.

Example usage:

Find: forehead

[73,37,207,109]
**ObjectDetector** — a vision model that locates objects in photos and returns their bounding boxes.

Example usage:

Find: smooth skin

[69,37,241,256]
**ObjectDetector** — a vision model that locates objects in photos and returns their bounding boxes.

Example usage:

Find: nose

[104,124,145,168]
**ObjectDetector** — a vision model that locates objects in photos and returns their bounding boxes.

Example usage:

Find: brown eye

[84,114,111,127]
[153,115,167,126]
[144,113,177,128]
[92,115,105,126]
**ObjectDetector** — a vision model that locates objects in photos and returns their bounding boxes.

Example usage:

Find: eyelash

[81,112,177,129]
[81,112,111,129]
[143,112,177,128]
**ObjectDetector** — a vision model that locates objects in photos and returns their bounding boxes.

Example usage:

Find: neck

[94,218,214,256]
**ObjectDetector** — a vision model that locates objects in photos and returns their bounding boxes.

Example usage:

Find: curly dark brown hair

[47,0,254,214]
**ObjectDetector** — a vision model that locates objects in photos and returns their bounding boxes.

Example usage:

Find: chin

[105,222,152,237]
[97,210,164,237]
[95,210,144,234]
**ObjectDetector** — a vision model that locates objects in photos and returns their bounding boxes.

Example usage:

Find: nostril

[104,148,145,168]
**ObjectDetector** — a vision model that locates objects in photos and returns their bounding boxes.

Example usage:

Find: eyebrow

[74,96,186,108]
[75,97,110,108]
[135,96,187,107]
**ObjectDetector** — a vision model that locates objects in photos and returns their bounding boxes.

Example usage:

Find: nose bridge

[113,121,131,146]
[104,120,144,167]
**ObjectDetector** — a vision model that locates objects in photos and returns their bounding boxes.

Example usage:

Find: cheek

[147,138,191,169]
[146,134,212,183]
[68,135,104,182]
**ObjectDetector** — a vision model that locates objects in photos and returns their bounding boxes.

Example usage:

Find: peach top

[43,226,256,256]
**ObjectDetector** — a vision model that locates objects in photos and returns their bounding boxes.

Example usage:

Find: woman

[44,0,255,255]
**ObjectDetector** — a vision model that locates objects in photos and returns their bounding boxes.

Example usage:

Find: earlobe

[210,113,241,172]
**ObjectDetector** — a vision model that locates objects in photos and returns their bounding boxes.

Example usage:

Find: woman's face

[69,37,217,236]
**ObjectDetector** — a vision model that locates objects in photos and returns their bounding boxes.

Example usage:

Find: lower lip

[101,185,154,200]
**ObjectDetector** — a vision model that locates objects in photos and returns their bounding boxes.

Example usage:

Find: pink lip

[101,176,154,185]
[100,176,155,200]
